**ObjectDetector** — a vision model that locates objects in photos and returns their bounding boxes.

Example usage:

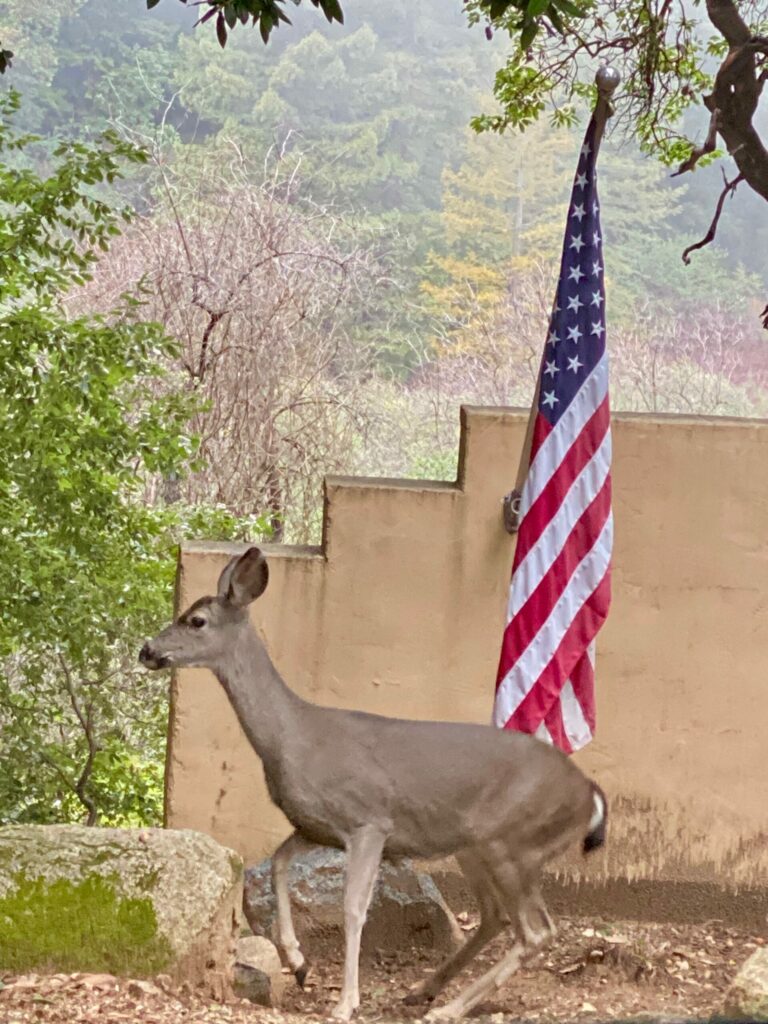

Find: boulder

[724,947,768,1022]
[233,934,287,1006]
[244,847,462,957]
[0,825,242,997]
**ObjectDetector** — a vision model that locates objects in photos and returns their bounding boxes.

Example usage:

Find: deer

[139,546,607,1022]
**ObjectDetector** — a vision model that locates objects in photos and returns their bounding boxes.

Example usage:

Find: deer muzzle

[139,641,170,670]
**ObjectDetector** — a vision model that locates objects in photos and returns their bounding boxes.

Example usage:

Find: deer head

[139,547,269,671]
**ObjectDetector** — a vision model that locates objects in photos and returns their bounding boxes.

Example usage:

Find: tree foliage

[0,92,267,826]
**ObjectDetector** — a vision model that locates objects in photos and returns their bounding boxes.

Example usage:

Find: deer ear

[217,548,269,607]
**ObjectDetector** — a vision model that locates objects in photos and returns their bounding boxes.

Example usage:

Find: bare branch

[681,170,744,265]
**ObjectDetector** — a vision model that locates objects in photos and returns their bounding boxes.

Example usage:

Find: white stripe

[534,721,554,745]
[520,355,608,520]
[492,513,613,728]
[559,678,593,751]
[507,427,612,623]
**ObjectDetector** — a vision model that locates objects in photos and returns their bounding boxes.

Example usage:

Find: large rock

[233,934,287,1006]
[244,847,462,956]
[725,947,768,1021]
[0,825,242,997]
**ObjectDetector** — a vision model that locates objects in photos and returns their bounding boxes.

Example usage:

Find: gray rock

[0,825,243,997]
[233,934,287,1006]
[724,947,768,1021]
[243,847,462,957]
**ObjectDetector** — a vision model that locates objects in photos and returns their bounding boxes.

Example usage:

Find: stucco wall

[165,408,768,909]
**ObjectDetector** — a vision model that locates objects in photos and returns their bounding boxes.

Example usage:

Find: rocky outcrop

[0,825,243,996]
[725,947,768,1022]
[244,847,462,956]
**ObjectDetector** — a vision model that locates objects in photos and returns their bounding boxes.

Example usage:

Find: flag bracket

[502,65,620,536]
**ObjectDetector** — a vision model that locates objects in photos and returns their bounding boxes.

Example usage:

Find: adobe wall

[165,409,768,922]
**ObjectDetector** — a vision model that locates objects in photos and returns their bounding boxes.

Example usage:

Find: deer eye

[189,614,207,629]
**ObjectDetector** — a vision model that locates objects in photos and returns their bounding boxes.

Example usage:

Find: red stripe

[503,570,611,732]
[527,409,552,465]
[544,699,573,754]
[513,397,610,571]
[496,476,611,687]
[568,650,596,734]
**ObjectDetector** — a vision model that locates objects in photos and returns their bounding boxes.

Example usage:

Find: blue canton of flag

[541,122,606,424]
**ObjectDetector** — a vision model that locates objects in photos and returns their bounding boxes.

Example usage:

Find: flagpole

[502,65,621,535]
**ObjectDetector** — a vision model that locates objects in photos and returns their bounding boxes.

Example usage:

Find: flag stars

[567,294,583,314]
[569,233,585,253]
[580,141,592,159]
[593,230,601,246]
[567,324,582,343]
[568,265,584,283]
[590,322,605,338]
[567,354,583,373]
[544,359,559,377]
[571,203,586,222]
[575,171,589,189]
[592,260,602,277]
[593,200,599,215]
[591,290,603,307]
[541,391,559,409]
[548,329,560,346]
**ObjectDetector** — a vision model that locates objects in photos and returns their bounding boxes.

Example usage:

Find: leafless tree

[72,145,388,541]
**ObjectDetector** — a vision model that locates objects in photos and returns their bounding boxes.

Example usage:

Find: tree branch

[58,654,99,826]
[681,169,744,264]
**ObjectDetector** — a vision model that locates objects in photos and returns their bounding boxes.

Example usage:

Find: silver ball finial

[595,65,621,96]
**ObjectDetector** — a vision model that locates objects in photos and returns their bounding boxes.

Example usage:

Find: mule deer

[140,547,606,1021]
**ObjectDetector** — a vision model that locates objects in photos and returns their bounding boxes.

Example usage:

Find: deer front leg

[270,831,316,985]
[331,826,386,1021]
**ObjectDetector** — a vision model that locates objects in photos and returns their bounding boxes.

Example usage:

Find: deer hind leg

[269,831,316,985]
[426,850,551,1022]
[404,849,506,1006]
[331,826,386,1022]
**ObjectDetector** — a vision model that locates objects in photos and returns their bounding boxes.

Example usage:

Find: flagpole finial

[595,65,621,98]
[592,65,621,155]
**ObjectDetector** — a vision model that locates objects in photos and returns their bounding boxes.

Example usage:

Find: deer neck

[214,624,303,769]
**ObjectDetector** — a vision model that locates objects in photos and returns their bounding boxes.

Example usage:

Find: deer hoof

[294,962,311,988]
[330,996,358,1020]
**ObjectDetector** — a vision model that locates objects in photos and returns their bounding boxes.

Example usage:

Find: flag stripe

[493,513,613,727]
[520,355,609,520]
[507,402,611,619]
[500,567,612,733]
[498,475,612,683]
[559,673,593,750]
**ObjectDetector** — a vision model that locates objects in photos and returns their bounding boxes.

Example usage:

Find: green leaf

[548,6,565,31]
[527,0,550,17]
[519,20,539,48]
[216,11,228,47]
[551,0,586,17]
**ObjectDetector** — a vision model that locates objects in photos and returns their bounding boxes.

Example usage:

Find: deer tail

[583,783,607,854]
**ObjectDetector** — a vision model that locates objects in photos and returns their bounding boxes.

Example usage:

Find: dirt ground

[1,915,762,1024]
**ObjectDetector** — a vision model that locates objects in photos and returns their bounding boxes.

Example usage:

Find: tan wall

[165,409,768,901]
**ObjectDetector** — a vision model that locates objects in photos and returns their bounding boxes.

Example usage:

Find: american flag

[492,116,612,753]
